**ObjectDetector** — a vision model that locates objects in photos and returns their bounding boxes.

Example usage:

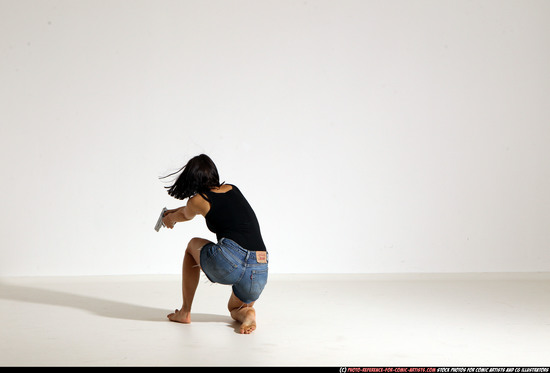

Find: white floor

[0,273,549,367]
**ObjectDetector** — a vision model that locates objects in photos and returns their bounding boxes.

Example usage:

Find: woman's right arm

[162,195,208,229]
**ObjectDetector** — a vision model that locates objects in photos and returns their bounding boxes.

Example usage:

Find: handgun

[154,207,168,232]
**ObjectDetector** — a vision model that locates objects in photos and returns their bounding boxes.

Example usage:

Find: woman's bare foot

[167,308,191,324]
[238,308,256,334]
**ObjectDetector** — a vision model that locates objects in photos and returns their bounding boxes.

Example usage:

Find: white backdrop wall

[1,0,549,276]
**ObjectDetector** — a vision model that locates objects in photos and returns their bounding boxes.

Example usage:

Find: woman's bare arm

[162,195,209,229]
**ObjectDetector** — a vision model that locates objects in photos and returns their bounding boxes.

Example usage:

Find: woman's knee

[187,237,210,250]
[186,237,211,262]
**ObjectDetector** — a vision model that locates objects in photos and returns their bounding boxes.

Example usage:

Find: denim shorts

[199,238,269,304]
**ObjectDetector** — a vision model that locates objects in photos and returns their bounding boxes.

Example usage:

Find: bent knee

[188,237,202,246]
[186,237,211,253]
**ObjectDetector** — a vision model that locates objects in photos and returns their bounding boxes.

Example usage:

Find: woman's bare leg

[167,237,211,323]
[228,291,257,334]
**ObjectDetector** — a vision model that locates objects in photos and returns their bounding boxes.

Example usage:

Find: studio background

[1,0,549,276]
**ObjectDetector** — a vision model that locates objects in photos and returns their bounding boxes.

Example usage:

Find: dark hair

[161,154,223,200]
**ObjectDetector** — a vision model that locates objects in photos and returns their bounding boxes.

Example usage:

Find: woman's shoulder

[188,193,211,215]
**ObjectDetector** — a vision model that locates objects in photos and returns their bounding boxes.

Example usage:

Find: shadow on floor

[0,281,233,324]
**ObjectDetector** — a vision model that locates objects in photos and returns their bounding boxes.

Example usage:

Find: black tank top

[203,185,267,252]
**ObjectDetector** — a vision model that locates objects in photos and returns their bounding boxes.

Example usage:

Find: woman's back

[202,185,267,252]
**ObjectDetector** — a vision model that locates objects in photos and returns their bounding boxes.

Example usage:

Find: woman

[161,154,268,334]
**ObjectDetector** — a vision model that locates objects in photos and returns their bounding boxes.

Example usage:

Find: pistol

[154,207,168,232]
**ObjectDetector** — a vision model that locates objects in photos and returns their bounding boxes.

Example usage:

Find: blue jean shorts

[199,238,269,304]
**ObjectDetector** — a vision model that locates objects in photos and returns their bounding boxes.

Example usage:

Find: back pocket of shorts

[250,268,268,297]
[203,247,239,284]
